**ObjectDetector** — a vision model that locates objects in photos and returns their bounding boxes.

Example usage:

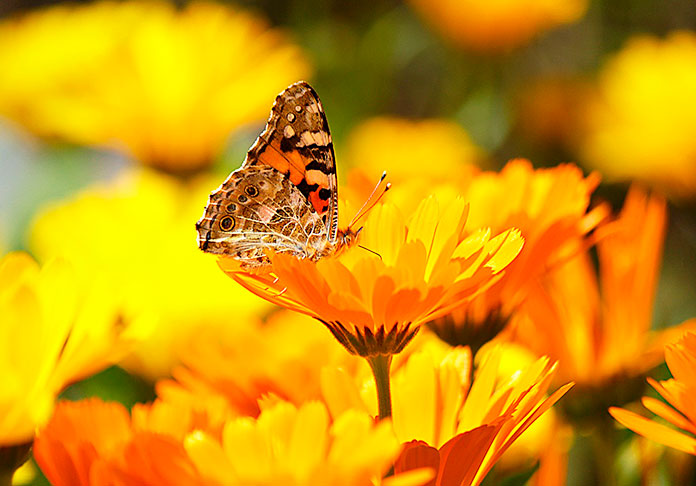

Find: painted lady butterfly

[197,81,387,268]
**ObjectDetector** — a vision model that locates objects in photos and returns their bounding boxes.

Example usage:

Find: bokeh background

[1,0,696,484]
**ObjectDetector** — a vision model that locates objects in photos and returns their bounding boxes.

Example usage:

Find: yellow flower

[610,331,696,455]
[322,340,571,486]
[0,252,141,446]
[29,168,270,379]
[581,32,696,199]
[407,0,587,52]
[512,186,696,412]
[158,310,361,417]
[0,1,310,171]
[342,117,483,216]
[185,401,420,486]
[219,196,523,357]
[428,159,607,351]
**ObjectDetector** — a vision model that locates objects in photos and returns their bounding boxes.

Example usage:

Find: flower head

[185,401,410,486]
[428,159,606,350]
[512,186,696,415]
[321,340,571,485]
[581,31,696,199]
[157,310,359,417]
[0,1,310,171]
[610,331,696,455]
[30,169,269,379]
[0,252,141,446]
[34,398,208,486]
[407,0,587,52]
[219,196,523,356]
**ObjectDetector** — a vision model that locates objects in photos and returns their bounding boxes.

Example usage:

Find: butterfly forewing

[197,81,340,268]
[243,82,339,242]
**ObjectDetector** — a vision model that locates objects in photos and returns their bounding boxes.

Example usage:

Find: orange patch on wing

[309,190,329,214]
[259,143,308,186]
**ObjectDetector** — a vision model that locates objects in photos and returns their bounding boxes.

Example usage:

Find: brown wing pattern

[196,165,329,267]
[242,81,339,242]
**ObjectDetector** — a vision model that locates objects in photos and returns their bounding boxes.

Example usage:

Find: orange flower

[33,398,208,486]
[219,196,523,357]
[428,159,607,351]
[407,0,587,53]
[512,186,696,412]
[610,331,696,455]
[157,310,360,417]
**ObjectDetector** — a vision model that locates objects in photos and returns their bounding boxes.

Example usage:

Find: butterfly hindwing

[196,165,328,265]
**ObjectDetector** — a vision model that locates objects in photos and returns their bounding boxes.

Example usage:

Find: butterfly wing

[242,81,339,242]
[196,165,328,266]
[197,82,337,267]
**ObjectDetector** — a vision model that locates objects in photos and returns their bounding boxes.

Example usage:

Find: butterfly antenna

[357,244,382,260]
[348,171,391,229]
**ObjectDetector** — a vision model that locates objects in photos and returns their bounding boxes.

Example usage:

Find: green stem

[591,415,618,486]
[367,354,393,420]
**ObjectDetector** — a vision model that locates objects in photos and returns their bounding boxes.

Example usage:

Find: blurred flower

[323,341,571,485]
[219,196,523,357]
[185,401,425,486]
[512,186,696,416]
[0,1,311,171]
[158,310,361,417]
[581,32,696,199]
[610,331,696,455]
[34,398,208,486]
[0,252,142,447]
[514,76,592,153]
[344,116,482,189]
[30,169,269,379]
[428,159,606,351]
[342,117,482,218]
[407,0,587,52]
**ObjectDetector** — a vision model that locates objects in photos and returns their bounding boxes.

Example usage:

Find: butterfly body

[197,81,357,268]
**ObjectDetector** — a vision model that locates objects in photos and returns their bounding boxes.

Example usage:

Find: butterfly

[197,81,388,269]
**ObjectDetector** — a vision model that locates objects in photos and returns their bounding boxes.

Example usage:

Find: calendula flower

[219,195,521,420]
[221,197,522,358]
[610,331,696,455]
[428,159,607,352]
[0,1,310,171]
[0,253,142,447]
[34,398,208,486]
[407,0,587,52]
[322,341,571,485]
[185,400,426,486]
[158,310,360,417]
[581,31,696,199]
[30,169,269,379]
[513,186,696,415]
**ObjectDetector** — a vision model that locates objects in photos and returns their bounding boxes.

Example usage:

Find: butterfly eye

[219,216,235,231]
[245,185,259,197]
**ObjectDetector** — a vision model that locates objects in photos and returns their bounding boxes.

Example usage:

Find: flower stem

[367,354,393,420]
[591,415,618,486]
